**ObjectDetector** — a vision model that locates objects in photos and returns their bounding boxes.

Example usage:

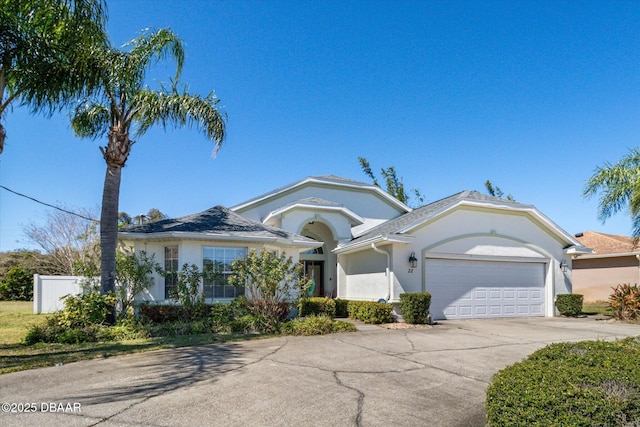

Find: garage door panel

[425,259,545,320]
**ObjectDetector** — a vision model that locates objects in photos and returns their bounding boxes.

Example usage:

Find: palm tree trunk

[100,162,122,324]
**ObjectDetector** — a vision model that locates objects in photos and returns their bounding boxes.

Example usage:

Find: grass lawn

[581,301,613,317]
[0,301,260,375]
[0,301,43,345]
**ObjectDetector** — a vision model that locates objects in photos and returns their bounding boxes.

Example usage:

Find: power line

[0,185,99,222]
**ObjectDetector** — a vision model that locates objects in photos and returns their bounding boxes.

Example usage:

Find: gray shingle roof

[348,191,536,243]
[120,205,317,243]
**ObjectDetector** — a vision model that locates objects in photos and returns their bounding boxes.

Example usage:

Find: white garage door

[425,258,545,320]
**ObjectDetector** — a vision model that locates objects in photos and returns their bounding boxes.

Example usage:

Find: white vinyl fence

[33,275,84,314]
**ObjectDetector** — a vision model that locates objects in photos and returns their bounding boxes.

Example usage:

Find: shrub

[0,266,33,300]
[57,292,117,327]
[609,284,640,320]
[281,315,357,336]
[347,301,394,324]
[229,249,311,325]
[138,304,187,323]
[555,294,584,317]
[399,292,431,324]
[486,338,640,426]
[335,299,349,318]
[299,297,336,318]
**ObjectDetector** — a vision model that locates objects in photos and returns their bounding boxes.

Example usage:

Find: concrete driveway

[1,317,639,427]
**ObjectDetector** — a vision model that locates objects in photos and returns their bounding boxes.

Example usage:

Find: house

[119,175,589,320]
[572,231,640,302]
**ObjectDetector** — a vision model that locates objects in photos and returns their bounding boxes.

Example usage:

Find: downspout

[636,254,640,285]
[371,243,391,301]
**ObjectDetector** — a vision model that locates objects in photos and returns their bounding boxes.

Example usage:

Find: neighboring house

[573,231,640,303]
[119,175,589,320]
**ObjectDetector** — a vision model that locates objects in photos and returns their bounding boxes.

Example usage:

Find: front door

[304,261,324,297]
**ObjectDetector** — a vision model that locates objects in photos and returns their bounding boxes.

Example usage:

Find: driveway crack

[87,340,288,426]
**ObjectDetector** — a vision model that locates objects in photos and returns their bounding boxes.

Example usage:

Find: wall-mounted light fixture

[559,259,568,272]
[409,251,418,268]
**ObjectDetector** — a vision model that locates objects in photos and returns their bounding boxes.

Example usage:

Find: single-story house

[573,231,640,303]
[119,175,589,320]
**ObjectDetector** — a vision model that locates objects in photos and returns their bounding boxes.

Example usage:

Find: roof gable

[337,190,583,251]
[231,175,411,215]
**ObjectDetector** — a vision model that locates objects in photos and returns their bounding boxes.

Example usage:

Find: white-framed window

[203,246,247,299]
[164,246,179,299]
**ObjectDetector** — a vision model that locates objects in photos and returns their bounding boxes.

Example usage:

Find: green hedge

[556,294,583,317]
[335,299,349,318]
[486,338,640,426]
[399,292,431,324]
[281,315,356,335]
[346,300,394,324]
[299,297,336,318]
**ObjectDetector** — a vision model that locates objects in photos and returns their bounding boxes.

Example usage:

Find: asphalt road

[1,317,639,427]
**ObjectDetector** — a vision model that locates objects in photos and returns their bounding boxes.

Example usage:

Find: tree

[0,249,58,282]
[70,28,226,321]
[484,180,514,201]
[118,208,166,227]
[0,266,32,300]
[584,148,640,237]
[115,250,158,317]
[229,249,311,324]
[0,0,107,154]
[23,208,100,275]
[358,157,424,207]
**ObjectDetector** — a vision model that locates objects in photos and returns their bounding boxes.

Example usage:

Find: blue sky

[0,0,639,252]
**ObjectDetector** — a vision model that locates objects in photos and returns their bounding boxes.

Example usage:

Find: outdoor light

[559,259,568,272]
[409,251,418,268]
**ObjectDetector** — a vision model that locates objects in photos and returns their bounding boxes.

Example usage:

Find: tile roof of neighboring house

[119,205,318,244]
[574,231,639,254]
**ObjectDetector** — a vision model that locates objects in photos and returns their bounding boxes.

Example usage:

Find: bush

[609,284,640,321]
[399,292,431,324]
[138,304,188,323]
[299,297,336,318]
[486,338,640,426]
[347,301,394,324]
[555,294,584,317]
[0,266,33,300]
[335,299,349,318]
[281,315,357,336]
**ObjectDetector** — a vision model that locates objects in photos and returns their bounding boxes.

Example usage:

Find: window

[203,247,247,299]
[164,246,179,299]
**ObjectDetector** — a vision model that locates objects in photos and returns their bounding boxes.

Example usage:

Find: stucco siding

[341,248,389,300]
[573,256,640,302]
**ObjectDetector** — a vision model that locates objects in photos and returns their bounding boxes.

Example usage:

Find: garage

[425,258,546,320]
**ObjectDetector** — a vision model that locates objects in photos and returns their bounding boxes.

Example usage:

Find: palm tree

[70,28,226,320]
[584,147,640,237]
[0,0,107,154]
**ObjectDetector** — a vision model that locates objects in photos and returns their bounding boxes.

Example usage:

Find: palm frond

[584,148,640,221]
[132,86,226,153]
[70,102,110,139]
[121,28,185,90]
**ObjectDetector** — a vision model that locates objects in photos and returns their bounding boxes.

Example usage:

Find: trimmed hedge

[556,294,583,317]
[335,299,349,318]
[399,292,431,324]
[347,300,394,324]
[486,338,640,426]
[281,315,357,335]
[299,297,336,318]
